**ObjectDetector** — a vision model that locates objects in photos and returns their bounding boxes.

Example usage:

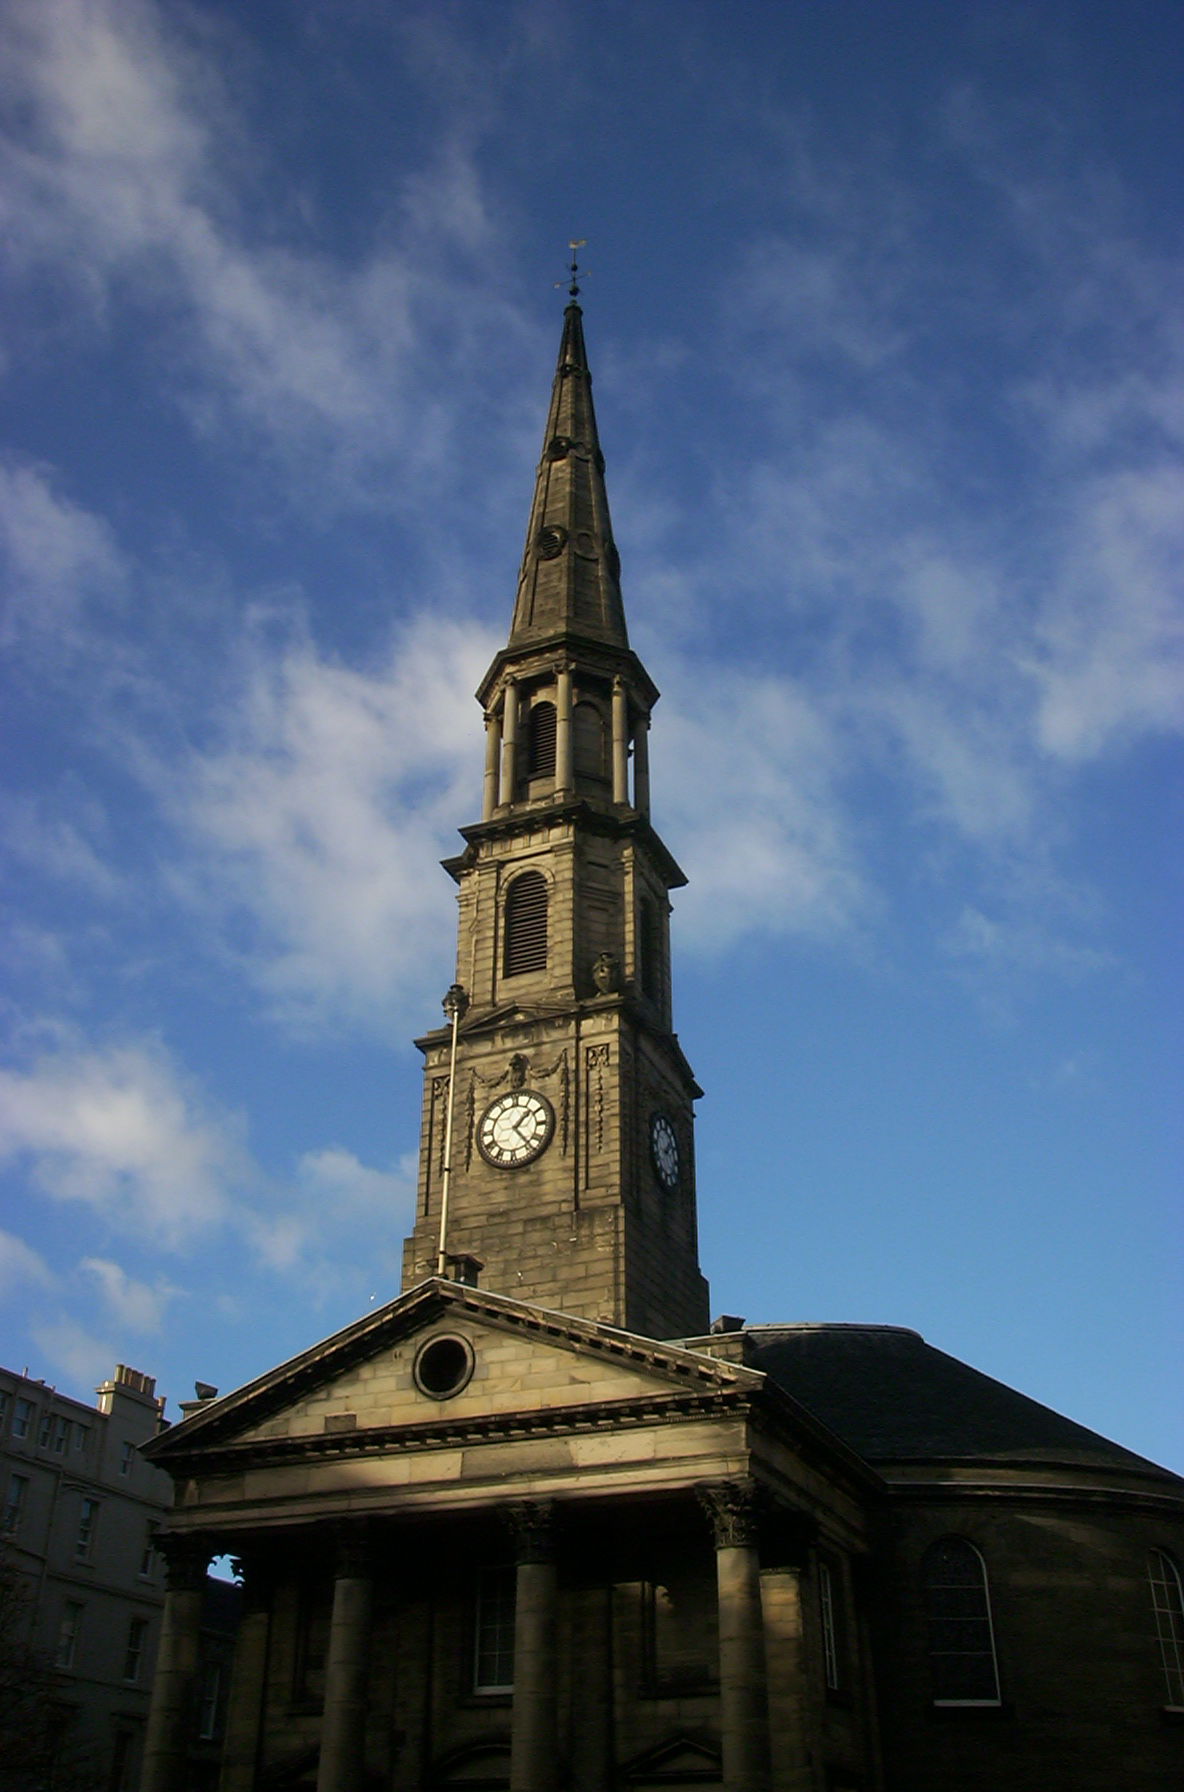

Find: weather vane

[555,238,588,299]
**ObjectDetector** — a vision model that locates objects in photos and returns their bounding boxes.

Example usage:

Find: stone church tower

[139,299,1184,1792]
[402,299,708,1342]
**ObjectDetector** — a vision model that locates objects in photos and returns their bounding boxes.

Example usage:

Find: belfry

[140,297,1184,1792]
[403,296,707,1341]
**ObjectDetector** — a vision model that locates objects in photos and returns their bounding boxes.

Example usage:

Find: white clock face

[650,1113,680,1191]
[477,1090,555,1168]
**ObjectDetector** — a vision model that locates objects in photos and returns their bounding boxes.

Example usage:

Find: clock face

[477,1090,555,1168]
[650,1112,680,1192]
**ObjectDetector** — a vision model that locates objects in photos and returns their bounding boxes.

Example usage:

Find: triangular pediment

[621,1733,722,1784]
[145,1279,760,1467]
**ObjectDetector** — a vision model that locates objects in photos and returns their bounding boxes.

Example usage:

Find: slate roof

[744,1323,1179,1479]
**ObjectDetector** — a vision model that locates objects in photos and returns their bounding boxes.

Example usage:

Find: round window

[413,1334,475,1400]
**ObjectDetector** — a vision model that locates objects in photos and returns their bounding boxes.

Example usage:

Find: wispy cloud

[0,0,528,512]
[0,1036,244,1247]
[166,611,498,1032]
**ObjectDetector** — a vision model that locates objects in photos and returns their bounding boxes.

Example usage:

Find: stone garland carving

[462,1073,476,1172]
[431,1074,451,1175]
[697,1479,765,1550]
[586,1044,610,1154]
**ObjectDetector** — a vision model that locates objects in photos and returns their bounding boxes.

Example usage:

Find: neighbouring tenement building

[139,299,1184,1792]
[0,1362,172,1789]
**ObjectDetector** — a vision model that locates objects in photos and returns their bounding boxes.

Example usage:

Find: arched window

[921,1537,1000,1705]
[639,895,664,1006]
[527,702,556,780]
[503,871,548,977]
[1148,1549,1184,1707]
[573,700,607,784]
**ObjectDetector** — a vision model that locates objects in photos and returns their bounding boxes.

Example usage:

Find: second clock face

[650,1112,680,1191]
[477,1090,555,1168]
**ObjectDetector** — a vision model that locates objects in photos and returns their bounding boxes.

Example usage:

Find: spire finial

[555,238,587,300]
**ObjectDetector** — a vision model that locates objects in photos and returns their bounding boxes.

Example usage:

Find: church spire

[508,300,629,650]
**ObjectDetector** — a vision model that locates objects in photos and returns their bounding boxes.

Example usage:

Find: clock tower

[401,297,709,1340]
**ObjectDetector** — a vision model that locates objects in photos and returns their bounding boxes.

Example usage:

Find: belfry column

[218,1553,274,1792]
[555,663,574,796]
[501,680,520,807]
[140,1535,211,1792]
[507,1501,560,1792]
[483,711,502,820]
[316,1526,375,1792]
[700,1482,772,1792]
[611,678,629,804]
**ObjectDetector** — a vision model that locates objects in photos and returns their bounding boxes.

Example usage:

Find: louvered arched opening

[504,871,548,977]
[921,1537,1000,1705]
[639,894,665,1008]
[573,700,608,786]
[527,702,556,782]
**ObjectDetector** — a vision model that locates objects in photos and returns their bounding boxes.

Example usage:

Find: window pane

[474,1565,516,1692]
[922,1537,1000,1704]
[1149,1550,1184,1708]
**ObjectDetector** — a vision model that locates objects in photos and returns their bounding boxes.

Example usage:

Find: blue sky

[1,0,1180,1473]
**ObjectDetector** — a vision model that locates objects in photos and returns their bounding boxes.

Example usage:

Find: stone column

[483,710,502,820]
[140,1534,211,1792]
[569,1581,613,1792]
[507,1501,559,1792]
[555,665,574,797]
[700,1482,772,1792]
[501,681,520,807]
[218,1554,274,1792]
[633,714,650,817]
[760,1537,818,1792]
[316,1526,375,1792]
[611,678,629,805]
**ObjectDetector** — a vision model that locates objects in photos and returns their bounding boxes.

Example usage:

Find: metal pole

[436,984,469,1276]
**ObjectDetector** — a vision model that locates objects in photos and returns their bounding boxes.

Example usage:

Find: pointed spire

[508,301,629,650]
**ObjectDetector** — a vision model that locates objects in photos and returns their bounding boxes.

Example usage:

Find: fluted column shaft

[315,1529,374,1792]
[140,1536,210,1792]
[507,1502,559,1792]
[700,1483,772,1792]
[218,1555,273,1792]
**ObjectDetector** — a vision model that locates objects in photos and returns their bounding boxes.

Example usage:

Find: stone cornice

[148,1385,755,1479]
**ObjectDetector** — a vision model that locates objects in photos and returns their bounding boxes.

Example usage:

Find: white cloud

[0,459,126,649]
[660,666,865,950]
[297,1147,415,1217]
[80,1256,175,1333]
[1027,466,1184,761]
[0,0,522,508]
[172,612,498,1032]
[0,1228,55,1297]
[0,1038,244,1248]
[28,1318,116,1391]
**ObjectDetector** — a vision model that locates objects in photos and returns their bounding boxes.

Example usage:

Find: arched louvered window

[1148,1549,1184,1707]
[922,1537,1000,1705]
[573,701,607,784]
[504,871,548,977]
[639,895,664,1006]
[527,702,556,780]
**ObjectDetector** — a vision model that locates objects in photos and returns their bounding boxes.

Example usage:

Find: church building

[139,298,1184,1792]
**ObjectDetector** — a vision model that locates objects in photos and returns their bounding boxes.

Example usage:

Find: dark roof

[746,1324,1178,1478]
